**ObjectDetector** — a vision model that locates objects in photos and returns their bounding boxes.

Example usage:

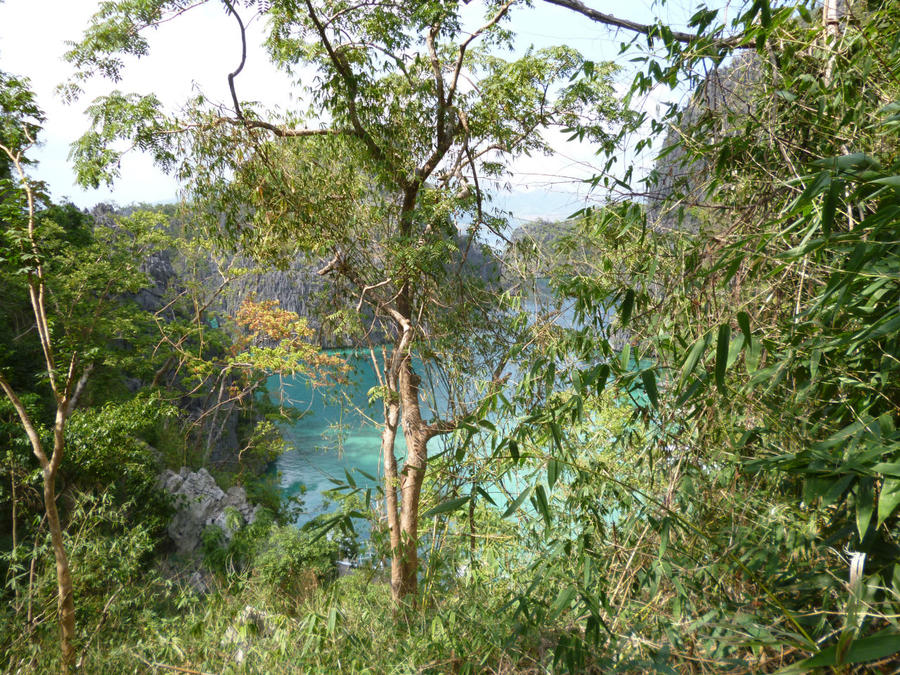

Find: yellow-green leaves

[877,478,900,528]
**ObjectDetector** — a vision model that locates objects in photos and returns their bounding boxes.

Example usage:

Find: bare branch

[64,363,94,419]
[316,252,342,276]
[427,25,447,149]
[356,278,393,312]
[542,0,747,47]
[447,0,516,106]
[222,0,248,120]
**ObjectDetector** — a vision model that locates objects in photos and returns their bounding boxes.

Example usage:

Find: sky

[0,0,704,222]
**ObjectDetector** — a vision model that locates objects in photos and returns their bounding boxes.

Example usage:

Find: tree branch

[447,0,516,106]
[542,0,745,47]
[0,374,49,470]
[222,0,248,120]
[302,0,394,175]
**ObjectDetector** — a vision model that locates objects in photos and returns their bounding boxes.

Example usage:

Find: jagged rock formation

[135,250,177,314]
[159,468,261,554]
[648,52,763,233]
[221,258,323,326]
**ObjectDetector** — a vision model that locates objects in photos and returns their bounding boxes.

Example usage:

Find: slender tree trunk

[0,379,79,672]
[396,357,429,599]
[382,392,403,600]
[50,413,77,672]
[10,474,17,553]
[1,142,79,672]
[43,464,77,671]
[11,473,18,608]
[823,0,846,83]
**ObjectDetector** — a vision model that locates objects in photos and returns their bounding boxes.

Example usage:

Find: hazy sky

[0,0,699,220]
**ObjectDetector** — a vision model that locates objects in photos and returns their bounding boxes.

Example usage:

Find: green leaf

[809,349,821,383]
[641,369,659,409]
[870,175,900,187]
[856,477,874,539]
[478,418,496,432]
[595,364,610,397]
[533,484,551,526]
[620,343,631,370]
[822,178,841,236]
[780,630,900,672]
[658,518,670,558]
[502,486,533,518]
[421,495,470,519]
[715,323,731,395]
[550,586,578,619]
[509,439,520,461]
[680,333,709,387]
[547,458,561,490]
[475,486,496,506]
[745,338,762,374]
[797,170,831,204]
[877,477,900,526]
[737,312,751,349]
[620,288,635,325]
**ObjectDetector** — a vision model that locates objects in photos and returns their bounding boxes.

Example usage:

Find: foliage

[1,491,159,670]
[65,393,179,530]
[233,298,348,384]
[6,0,900,672]
[494,0,900,670]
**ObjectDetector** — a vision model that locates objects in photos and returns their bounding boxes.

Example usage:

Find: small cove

[271,285,582,529]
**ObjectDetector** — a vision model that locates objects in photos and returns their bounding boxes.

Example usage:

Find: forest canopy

[1,0,899,672]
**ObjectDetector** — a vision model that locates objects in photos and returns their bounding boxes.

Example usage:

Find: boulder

[159,468,261,554]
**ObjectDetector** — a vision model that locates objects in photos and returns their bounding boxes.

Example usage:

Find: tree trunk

[395,357,429,600]
[43,466,77,672]
[0,376,78,671]
[382,393,403,601]
[50,418,77,672]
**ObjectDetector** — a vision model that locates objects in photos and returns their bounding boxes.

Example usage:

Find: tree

[65,0,623,601]
[1,73,178,669]
[0,75,83,670]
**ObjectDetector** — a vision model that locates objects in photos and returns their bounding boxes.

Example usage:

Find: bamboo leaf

[856,477,874,539]
[715,323,730,394]
[595,364,610,397]
[877,477,900,526]
[641,369,659,409]
[737,311,751,349]
[547,458,561,490]
[780,630,900,672]
[550,586,578,619]
[421,495,470,519]
[680,333,709,388]
[620,288,635,325]
[533,484,551,526]
[502,486,533,518]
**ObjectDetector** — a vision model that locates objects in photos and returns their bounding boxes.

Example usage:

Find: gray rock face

[648,52,763,234]
[159,468,261,554]
[135,249,177,313]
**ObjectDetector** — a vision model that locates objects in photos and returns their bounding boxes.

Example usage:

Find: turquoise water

[270,357,403,526]
[271,287,586,528]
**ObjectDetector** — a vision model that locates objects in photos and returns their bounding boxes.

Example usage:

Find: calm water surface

[270,356,404,526]
[272,286,578,527]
